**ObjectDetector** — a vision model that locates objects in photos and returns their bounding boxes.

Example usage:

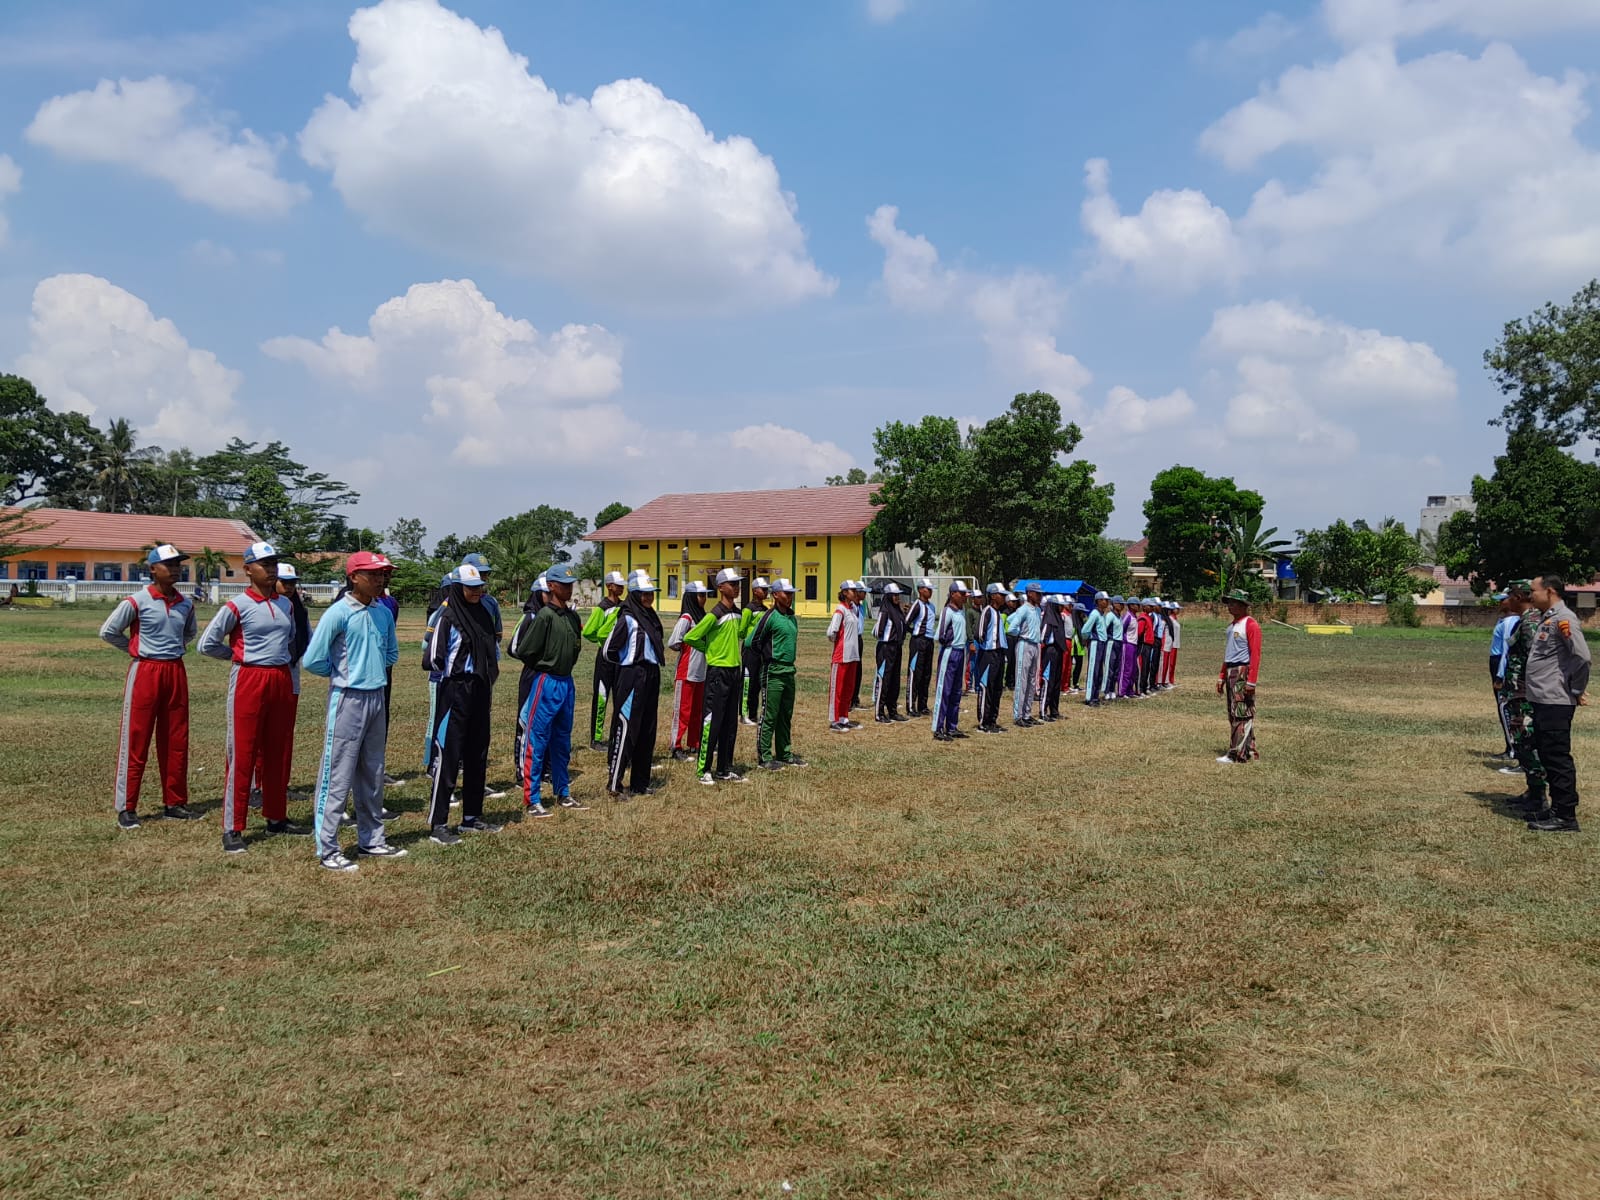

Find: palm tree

[481,530,541,599]
[89,418,140,513]
[193,547,229,585]
[1217,511,1292,595]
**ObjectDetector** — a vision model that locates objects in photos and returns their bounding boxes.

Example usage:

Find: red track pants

[829,661,860,724]
[113,658,189,813]
[224,663,295,832]
[672,677,705,749]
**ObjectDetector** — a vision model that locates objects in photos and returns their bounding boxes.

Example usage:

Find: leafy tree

[0,375,100,505]
[318,516,382,554]
[1215,512,1291,596]
[1295,517,1436,600]
[871,391,1114,582]
[384,517,428,561]
[1487,279,1600,447]
[86,418,163,513]
[1436,429,1600,592]
[191,440,360,555]
[482,505,586,570]
[1142,466,1264,600]
[481,529,544,598]
[825,467,883,486]
[592,501,633,532]
[1071,536,1132,594]
[432,533,478,564]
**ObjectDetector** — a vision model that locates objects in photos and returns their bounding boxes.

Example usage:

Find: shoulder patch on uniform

[1559,620,1572,638]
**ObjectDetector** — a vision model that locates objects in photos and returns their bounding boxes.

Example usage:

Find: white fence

[12,579,343,605]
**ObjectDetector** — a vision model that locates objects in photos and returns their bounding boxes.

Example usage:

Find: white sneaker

[1497,766,1523,775]
[1216,756,1234,764]
[320,852,359,872]
[698,771,716,786]
[382,773,402,788]
[357,844,408,859]
[739,717,757,727]
[449,792,460,807]
[483,786,508,799]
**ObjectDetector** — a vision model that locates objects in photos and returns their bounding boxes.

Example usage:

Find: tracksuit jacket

[101,585,198,814]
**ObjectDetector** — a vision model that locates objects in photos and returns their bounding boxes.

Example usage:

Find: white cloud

[1192,12,1299,63]
[264,279,855,505]
[1080,158,1244,291]
[1323,0,1600,44]
[1202,300,1455,460]
[17,274,244,448]
[867,0,910,23]
[868,204,1092,409]
[25,76,307,218]
[187,239,236,266]
[298,0,831,311]
[1194,42,1600,287]
[1088,385,1198,443]
[0,155,20,246]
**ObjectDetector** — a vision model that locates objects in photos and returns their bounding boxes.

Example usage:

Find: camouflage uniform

[1504,607,1546,807]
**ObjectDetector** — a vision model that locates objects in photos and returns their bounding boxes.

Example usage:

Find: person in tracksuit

[975,583,1010,732]
[1069,602,1087,694]
[904,578,937,716]
[826,581,863,732]
[1161,601,1181,688]
[850,581,868,711]
[423,570,454,777]
[247,561,315,814]
[963,593,981,694]
[101,543,202,829]
[1039,595,1066,721]
[1011,583,1043,726]
[305,551,403,871]
[685,567,747,784]
[511,575,549,786]
[1003,593,1021,692]
[424,562,503,842]
[1081,592,1114,706]
[199,540,306,854]
[740,576,771,726]
[1104,596,1126,701]
[748,578,806,769]
[932,582,971,741]
[603,569,665,799]
[510,564,585,816]
[583,571,626,750]
[1489,594,1519,757]
[873,583,909,722]
[668,581,710,762]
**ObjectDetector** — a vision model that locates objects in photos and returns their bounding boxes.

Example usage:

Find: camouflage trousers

[1508,695,1546,800]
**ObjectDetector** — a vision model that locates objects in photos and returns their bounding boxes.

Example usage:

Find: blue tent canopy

[1012,579,1098,605]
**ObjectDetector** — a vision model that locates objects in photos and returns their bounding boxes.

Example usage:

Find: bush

[1386,594,1421,627]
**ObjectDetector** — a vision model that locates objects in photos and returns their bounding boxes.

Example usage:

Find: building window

[0,562,8,579]
[667,543,678,550]
[18,561,47,580]
[804,571,818,601]
[639,543,650,550]
[666,573,679,598]
[55,562,87,581]
[94,562,122,582]
[769,541,781,548]
[805,540,818,548]
[700,543,711,549]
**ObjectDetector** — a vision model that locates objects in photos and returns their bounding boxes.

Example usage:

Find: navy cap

[463,552,492,574]
[545,564,578,585]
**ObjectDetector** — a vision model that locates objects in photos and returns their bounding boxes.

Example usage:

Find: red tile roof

[1125,537,1149,561]
[1,507,259,555]
[588,485,880,541]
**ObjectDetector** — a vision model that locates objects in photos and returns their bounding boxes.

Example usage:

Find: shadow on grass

[1466,788,1539,823]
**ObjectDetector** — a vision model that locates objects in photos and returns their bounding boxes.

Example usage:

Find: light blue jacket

[304,595,399,690]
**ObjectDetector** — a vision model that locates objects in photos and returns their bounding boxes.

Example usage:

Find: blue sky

[2,0,1598,546]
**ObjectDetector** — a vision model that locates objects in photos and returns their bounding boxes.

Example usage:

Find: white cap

[603,570,626,587]
[457,563,487,587]
[277,563,299,581]
[715,567,742,586]
[770,577,796,594]
[882,582,903,595]
[751,576,770,590]
[243,541,279,564]
[918,577,934,590]
[684,580,710,595]
[1095,590,1110,600]
[627,569,656,593]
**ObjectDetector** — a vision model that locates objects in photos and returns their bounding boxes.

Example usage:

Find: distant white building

[1419,494,1474,540]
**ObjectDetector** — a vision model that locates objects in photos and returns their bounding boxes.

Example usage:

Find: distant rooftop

[1,508,258,554]
[587,485,880,541]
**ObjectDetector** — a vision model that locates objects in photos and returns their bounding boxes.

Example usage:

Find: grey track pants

[1012,641,1040,722]
[313,686,390,859]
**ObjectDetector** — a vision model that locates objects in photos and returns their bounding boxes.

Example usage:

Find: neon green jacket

[683,602,743,668]
[581,599,621,645]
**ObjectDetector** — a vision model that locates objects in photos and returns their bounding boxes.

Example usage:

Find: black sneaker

[338,812,357,828]
[933,731,952,742]
[557,795,589,810]
[761,759,785,771]
[221,830,247,854]
[380,807,400,822]
[950,729,970,739]
[631,786,659,797]
[265,819,311,836]
[524,802,553,819]
[356,843,408,859]
[780,755,808,767]
[429,825,462,845]
[1528,815,1581,833]
[163,804,203,821]
[671,749,693,762]
[607,789,631,803]
[117,810,140,831]
[890,713,911,723]
[715,771,748,784]
[459,816,503,834]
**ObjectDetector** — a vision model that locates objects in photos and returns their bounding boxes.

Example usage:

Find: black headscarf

[439,582,500,685]
[1041,599,1066,643]
[522,584,547,616]
[679,588,707,625]
[619,590,665,662]
[878,593,906,641]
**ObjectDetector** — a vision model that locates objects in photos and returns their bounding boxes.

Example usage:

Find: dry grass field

[3,604,1599,1199]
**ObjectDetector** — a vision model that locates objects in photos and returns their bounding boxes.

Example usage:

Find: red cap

[345,551,393,574]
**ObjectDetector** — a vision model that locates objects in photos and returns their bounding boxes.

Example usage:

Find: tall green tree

[592,501,633,532]
[871,391,1114,582]
[1215,511,1292,597]
[1295,517,1437,600]
[1436,429,1600,592]
[482,505,586,569]
[384,517,428,561]
[1141,466,1264,600]
[0,375,100,505]
[86,418,159,513]
[1487,279,1600,447]
[192,440,360,554]
[481,529,543,598]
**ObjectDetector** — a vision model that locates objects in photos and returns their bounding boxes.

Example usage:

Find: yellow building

[587,484,879,618]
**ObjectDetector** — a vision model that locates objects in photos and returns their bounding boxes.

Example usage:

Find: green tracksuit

[748,606,799,763]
